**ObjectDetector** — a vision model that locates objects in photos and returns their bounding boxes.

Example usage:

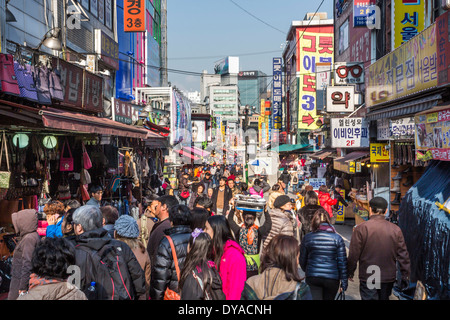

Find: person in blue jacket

[45,200,66,238]
[299,208,348,300]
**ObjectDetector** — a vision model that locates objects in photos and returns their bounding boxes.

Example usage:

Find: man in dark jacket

[211,176,233,215]
[202,171,214,191]
[280,169,291,194]
[150,204,192,300]
[347,197,410,300]
[72,205,146,300]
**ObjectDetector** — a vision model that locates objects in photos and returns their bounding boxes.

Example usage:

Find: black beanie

[273,195,291,209]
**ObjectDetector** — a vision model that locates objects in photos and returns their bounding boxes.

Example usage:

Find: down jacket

[318,191,338,217]
[299,223,348,290]
[263,208,300,251]
[8,209,41,300]
[150,225,191,300]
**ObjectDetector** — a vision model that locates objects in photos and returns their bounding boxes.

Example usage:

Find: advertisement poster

[331,118,370,148]
[393,0,425,49]
[366,23,437,108]
[192,120,206,143]
[297,26,334,130]
[415,108,450,161]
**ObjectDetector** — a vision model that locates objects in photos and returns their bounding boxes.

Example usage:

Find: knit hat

[114,215,140,238]
[227,175,236,181]
[273,195,292,209]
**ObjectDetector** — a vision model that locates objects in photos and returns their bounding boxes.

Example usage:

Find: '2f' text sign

[331,118,369,148]
[124,0,145,32]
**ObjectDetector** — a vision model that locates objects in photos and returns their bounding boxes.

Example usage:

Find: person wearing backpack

[241,235,312,300]
[179,229,226,300]
[72,205,146,300]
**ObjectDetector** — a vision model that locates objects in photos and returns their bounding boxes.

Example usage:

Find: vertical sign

[336,190,346,223]
[436,11,450,86]
[297,25,334,130]
[393,0,425,49]
[272,58,283,130]
[124,0,146,32]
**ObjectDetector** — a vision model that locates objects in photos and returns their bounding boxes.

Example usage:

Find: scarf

[318,223,336,233]
[241,223,259,245]
[28,273,65,291]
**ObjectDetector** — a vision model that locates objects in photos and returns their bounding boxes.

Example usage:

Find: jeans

[359,281,394,300]
[306,277,340,300]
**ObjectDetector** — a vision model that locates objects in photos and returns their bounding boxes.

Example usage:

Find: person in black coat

[298,190,323,240]
[299,208,348,300]
[150,205,192,300]
[211,177,233,215]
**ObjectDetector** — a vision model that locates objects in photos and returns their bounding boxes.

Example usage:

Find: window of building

[339,19,349,54]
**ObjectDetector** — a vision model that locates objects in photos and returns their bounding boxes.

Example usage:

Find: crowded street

[0,0,449,310]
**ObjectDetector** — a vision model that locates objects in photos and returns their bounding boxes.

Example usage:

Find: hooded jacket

[8,209,41,300]
[299,223,348,290]
[74,227,146,300]
[17,275,87,300]
[263,208,299,251]
[249,180,270,198]
[318,191,338,217]
[219,240,247,300]
[150,225,192,300]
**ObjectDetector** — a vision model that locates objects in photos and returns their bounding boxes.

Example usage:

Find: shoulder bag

[0,132,11,189]
[59,138,74,172]
[163,235,181,300]
[82,142,93,169]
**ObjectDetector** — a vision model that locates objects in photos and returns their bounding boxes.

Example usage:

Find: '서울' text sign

[331,118,369,148]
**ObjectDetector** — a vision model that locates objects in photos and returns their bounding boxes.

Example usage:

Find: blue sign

[272,57,283,130]
[353,1,374,27]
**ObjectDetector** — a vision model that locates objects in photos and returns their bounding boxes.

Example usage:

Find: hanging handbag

[48,67,64,101]
[163,235,181,300]
[59,138,74,172]
[81,183,90,201]
[82,142,93,170]
[0,53,20,96]
[80,168,91,185]
[34,63,52,105]
[0,132,11,189]
[13,47,39,102]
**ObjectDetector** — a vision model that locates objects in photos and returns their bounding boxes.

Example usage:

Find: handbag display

[163,235,181,300]
[82,142,93,170]
[81,183,90,201]
[0,132,11,189]
[13,47,39,102]
[0,53,20,96]
[34,64,52,105]
[57,183,71,200]
[59,138,74,172]
[48,67,64,101]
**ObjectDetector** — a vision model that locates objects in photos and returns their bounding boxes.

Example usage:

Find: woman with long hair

[299,208,348,300]
[242,235,312,300]
[298,190,324,240]
[179,230,225,300]
[205,215,246,300]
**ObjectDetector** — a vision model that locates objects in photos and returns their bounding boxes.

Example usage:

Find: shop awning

[310,148,337,160]
[145,120,170,135]
[272,143,310,153]
[333,151,369,173]
[40,108,150,139]
[366,93,442,121]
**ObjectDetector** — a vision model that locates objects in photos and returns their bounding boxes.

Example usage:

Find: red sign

[84,71,103,112]
[124,0,145,32]
[436,11,450,86]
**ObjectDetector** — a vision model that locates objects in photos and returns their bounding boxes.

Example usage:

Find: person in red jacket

[318,185,337,218]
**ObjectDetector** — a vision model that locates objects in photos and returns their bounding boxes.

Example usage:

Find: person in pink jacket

[318,185,338,218]
[205,215,247,300]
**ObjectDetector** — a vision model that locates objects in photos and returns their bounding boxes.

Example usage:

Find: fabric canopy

[333,151,369,173]
[310,148,337,160]
[272,143,310,153]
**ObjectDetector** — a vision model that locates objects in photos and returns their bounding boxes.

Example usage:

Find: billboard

[415,108,450,161]
[272,58,283,130]
[214,56,239,75]
[192,120,206,143]
[393,0,425,49]
[297,25,334,130]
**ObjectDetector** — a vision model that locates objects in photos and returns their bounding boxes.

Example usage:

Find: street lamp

[35,28,62,51]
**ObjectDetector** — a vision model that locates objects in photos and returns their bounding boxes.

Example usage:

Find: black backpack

[77,242,135,300]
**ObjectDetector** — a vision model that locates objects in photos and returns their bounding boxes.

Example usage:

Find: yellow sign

[366,23,437,107]
[298,28,334,130]
[393,0,425,49]
[370,143,390,162]
[336,190,345,223]
[349,161,356,174]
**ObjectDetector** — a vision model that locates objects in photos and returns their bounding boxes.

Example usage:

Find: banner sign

[334,62,365,84]
[336,190,346,223]
[309,178,326,190]
[326,86,355,112]
[272,58,283,130]
[370,143,390,162]
[113,98,133,124]
[377,118,391,140]
[415,108,450,161]
[366,23,437,107]
[353,0,377,28]
[393,0,425,49]
[331,118,369,148]
[124,0,146,32]
[390,117,415,139]
[297,26,334,130]
[95,29,119,70]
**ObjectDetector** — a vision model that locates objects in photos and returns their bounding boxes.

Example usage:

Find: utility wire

[228,0,286,35]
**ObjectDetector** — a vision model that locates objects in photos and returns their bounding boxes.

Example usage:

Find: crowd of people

[3,163,411,301]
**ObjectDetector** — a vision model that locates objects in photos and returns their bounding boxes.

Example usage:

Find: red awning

[40,108,150,139]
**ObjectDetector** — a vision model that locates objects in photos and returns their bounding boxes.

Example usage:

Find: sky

[167,0,334,93]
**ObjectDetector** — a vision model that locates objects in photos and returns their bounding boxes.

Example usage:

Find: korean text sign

[272,58,282,130]
[415,108,450,161]
[366,24,437,107]
[326,86,355,112]
[370,143,390,162]
[331,118,369,148]
[124,0,146,32]
[309,178,326,190]
[297,26,333,130]
[336,190,345,223]
[393,0,425,49]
